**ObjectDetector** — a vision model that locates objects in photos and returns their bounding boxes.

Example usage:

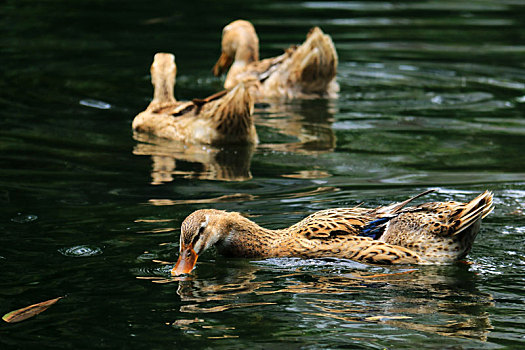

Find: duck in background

[133,53,258,145]
[171,190,494,275]
[213,20,339,99]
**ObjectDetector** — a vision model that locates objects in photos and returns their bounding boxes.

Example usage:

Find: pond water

[1,0,525,348]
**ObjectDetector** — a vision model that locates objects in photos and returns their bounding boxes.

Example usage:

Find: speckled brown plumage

[133,53,258,145]
[171,190,494,275]
[212,20,339,99]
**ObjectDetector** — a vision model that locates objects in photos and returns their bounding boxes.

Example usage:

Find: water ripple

[11,213,38,223]
[58,245,103,257]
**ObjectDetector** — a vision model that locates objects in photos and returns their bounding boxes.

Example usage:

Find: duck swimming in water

[172,190,494,275]
[212,20,339,99]
[133,53,258,145]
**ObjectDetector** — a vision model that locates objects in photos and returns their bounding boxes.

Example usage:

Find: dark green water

[1,0,525,348]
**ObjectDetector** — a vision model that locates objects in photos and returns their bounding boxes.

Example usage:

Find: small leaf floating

[2,296,63,323]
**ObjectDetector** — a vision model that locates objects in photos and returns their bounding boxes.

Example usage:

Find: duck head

[213,20,259,77]
[150,53,177,105]
[171,209,229,276]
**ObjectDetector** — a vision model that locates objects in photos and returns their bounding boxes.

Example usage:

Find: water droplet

[59,245,103,257]
[79,99,112,110]
[11,214,38,223]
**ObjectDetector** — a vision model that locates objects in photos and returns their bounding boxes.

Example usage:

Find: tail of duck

[287,27,339,97]
[378,191,495,264]
[200,81,258,144]
[375,189,436,215]
[424,190,494,262]
[448,190,494,237]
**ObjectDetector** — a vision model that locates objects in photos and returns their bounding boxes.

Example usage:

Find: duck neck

[236,43,258,65]
[223,32,259,90]
[216,212,283,258]
[232,29,259,67]
[151,74,176,105]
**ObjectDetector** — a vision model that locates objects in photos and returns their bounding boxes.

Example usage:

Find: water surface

[1,0,525,348]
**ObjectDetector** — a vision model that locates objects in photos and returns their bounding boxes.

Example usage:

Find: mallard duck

[133,53,258,145]
[212,20,339,99]
[172,190,494,275]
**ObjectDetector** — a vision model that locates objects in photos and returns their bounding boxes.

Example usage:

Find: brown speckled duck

[133,53,258,145]
[212,20,339,99]
[172,190,494,275]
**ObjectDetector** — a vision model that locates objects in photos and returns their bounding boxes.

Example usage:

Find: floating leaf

[2,297,63,323]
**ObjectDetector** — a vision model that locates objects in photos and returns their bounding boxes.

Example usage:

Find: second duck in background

[213,20,339,99]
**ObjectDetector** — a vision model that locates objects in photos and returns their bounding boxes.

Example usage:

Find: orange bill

[212,52,233,76]
[171,245,198,276]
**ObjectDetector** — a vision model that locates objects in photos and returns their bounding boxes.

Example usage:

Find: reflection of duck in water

[308,265,493,341]
[256,99,337,154]
[213,20,339,99]
[133,133,254,183]
[172,190,494,275]
[133,53,258,145]
[168,263,492,341]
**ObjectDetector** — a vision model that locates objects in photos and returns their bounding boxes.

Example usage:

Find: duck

[171,190,494,275]
[133,53,258,145]
[212,20,339,99]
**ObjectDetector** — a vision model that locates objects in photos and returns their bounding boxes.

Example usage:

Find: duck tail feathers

[288,27,338,94]
[452,191,494,236]
[376,189,436,215]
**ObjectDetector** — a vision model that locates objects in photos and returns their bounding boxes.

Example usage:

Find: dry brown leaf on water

[2,296,64,323]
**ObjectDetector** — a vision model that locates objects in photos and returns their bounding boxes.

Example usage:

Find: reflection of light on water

[254,256,367,271]
[470,256,518,276]
[143,186,338,207]
[171,317,204,329]
[281,170,332,179]
[136,227,177,234]
[147,193,256,206]
[180,302,277,314]
[171,317,241,339]
[134,218,176,223]
[79,99,111,109]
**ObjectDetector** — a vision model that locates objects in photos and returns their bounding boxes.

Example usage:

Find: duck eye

[192,225,205,245]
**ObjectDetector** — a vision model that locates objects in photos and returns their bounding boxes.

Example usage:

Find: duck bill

[171,245,198,276]
[213,52,233,76]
